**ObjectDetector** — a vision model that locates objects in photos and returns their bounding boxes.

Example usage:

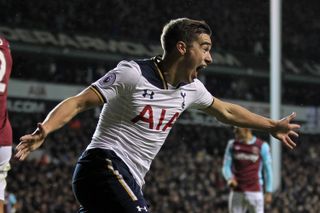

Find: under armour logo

[142,89,154,99]
[136,205,148,212]
[180,92,186,109]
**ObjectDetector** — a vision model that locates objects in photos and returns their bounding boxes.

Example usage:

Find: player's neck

[244,134,253,143]
[158,54,187,87]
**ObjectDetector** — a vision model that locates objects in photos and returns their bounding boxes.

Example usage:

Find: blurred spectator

[4,191,17,213]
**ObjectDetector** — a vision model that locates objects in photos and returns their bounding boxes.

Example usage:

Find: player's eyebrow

[200,42,212,46]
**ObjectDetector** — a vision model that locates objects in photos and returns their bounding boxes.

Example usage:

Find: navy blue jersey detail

[176,82,188,88]
[134,59,166,89]
[73,148,150,213]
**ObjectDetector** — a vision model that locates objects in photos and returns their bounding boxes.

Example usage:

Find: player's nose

[205,53,213,65]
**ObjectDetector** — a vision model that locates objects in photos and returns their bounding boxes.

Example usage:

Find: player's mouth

[196,65,207,72]
[194,65,207,77]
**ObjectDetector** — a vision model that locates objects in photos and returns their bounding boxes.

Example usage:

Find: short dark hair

[160,18,212,53]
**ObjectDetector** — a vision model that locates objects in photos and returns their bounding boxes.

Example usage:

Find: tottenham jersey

[87,58,214,187]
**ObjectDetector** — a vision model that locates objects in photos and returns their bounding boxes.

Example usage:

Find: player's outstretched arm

[203,97,300,149]
[15,87,103,160]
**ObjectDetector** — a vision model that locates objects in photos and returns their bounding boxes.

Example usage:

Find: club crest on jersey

[98,72,116,88]
[180,92,186,109]
[142,89,154,99]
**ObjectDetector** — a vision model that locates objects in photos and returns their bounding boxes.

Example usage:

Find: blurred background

[1,0,320,212]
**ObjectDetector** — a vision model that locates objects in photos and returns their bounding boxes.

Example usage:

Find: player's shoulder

[227,139,235,146]
[116,58,158,78]
[254,137,270,152]
[134,58,154,67]
[255,137,266,145]
[193,78,203,84]
[113,59,143,81]
[195,78,208,89]
[133,58,157,75]
[134,57,169,89]
[179,78,207,92]
[116,60,141,73]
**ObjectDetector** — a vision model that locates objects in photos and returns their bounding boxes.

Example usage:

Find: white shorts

[0,146,12,201]
[229,191,264,213]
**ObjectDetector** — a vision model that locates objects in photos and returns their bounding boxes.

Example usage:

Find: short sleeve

[222,139,234,181]
[91,60,141,103]
[189,79,214,109]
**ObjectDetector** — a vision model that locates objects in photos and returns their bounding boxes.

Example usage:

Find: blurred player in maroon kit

[0,36,13,213]
[222,127,273,213]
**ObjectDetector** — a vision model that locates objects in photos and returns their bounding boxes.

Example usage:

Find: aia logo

[131,105,179,131]
[142,89,154,99]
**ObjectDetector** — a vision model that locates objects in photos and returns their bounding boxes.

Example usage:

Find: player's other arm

[202,97,300,149]
[15,87,103,160]
[41,86,103,134]
[261,142,273,204]
[221,141,237,188]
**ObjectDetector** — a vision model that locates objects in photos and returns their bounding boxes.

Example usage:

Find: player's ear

[176,41,187,55]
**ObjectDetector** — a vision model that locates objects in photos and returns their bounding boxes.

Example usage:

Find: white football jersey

[87,57,214,187]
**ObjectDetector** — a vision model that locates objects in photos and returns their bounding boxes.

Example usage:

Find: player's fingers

[19,151,29,161]
[280,136,291,149]
[15,143,26,154]
[15,149,24,160]
[19,134,35,142]
[287,112,296,120]
[15,141,29,150]
[289,130,299,138]
[284,136,296,149]
[289,123,300,130]
[283,142,293,150]
[15,147,31,160]
[16,141,34,153]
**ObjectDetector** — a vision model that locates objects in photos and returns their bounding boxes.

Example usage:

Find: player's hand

[264,192,272,205]
[227,179,238,189]
[270,112,300,149]
[15,123,47,160]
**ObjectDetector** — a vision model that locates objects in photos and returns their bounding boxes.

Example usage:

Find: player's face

[183,33,213,82]
[234,127,247,141]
